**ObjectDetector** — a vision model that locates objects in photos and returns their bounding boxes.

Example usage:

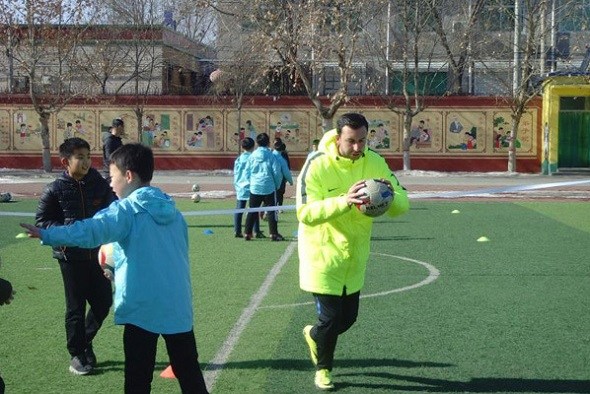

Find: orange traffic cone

[160,365,176,379]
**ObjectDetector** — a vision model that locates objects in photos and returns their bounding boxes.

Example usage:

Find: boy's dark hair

[312,139,320,145]
[112,118,124,127]
[336,113,369,134]
[59,137,90,159]
[110,143,154,183]
[241,137,255,150]
[256,132,270,147]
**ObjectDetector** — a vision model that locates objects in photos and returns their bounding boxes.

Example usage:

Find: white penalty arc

[257,253,440,310]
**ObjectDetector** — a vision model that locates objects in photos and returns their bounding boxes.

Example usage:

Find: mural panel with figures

[226,110,266,152]
[185,111,223,151]
[56,110,98,151]
[446,111,487,153]
[13,110,43,151]
[0,110,10,151]
[492,111,534,153]
[141,111,182,151]
[409,112,444,152]
[269,110,310,152]
[363,111,400,152]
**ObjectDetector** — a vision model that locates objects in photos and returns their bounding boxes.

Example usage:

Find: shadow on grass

[93,361,170,374]
[337,372,590,393]
[371,235,435,241]
[187,224,233,229]
[206,357,453,371]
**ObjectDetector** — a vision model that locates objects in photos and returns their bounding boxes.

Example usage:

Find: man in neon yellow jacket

[296,113,410,390]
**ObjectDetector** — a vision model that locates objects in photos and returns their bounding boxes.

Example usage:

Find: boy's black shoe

[235,233,243,238]
[255,232,266,239]
[85,345,97,367]
[69,354,92,375]
[244,233,253,241]
[270,234,284,242]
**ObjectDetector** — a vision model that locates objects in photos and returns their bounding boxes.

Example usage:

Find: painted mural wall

[0,97,541,171]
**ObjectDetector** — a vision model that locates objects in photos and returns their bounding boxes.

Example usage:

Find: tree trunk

[402,114,413,170]
[321,117,334,132]
[39,112,52,172]
[507,116,522,173]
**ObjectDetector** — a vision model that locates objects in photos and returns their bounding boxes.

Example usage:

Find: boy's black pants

[58,258,112,358]
[245,192,278,235]
[124,324,209,393]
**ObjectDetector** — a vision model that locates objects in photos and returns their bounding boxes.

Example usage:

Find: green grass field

[0,198,588,393]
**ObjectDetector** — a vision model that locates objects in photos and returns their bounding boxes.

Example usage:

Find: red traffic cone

[160,365,176,379]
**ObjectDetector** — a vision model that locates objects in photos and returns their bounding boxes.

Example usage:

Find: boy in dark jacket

[1,271,15,393]
[36,137,115,375]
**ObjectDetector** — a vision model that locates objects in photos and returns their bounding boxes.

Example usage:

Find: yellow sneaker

[303,325,318,366]
[314,369,334,391]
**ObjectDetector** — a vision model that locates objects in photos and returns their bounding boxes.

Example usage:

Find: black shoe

[235,233,243,238]
[244,233,253,241]
[85,345,97,368]
[270,234,284,242]
[255,232,267,239]
[69,354,92,375]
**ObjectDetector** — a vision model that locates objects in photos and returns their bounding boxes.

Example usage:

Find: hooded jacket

[38,186,193,334]
[233,151,252,200]
[296,129,410,296]
[244,146,282,195]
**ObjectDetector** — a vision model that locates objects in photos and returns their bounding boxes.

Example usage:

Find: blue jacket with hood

[244,146,282,195]
[38,186,193,334]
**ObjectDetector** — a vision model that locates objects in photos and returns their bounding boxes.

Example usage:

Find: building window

[389,72,448,96]
[320,65,365,96]
[560,1,590,31]
[480,0,515,31]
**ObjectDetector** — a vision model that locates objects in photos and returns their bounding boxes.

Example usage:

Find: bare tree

[428,0,486,95]
[0,0,99,171]
[209,0,380,131]
[367,0,444,170]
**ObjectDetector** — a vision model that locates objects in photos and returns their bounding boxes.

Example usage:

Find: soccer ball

[98,243,115,281]
[192,183,200,192]
[356,179,394,218]
[191,193,201,203]
[0,192,12,203]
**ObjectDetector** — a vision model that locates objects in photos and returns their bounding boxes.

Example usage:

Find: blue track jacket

[38,186,194,334]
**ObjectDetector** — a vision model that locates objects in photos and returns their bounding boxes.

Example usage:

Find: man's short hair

[256,133,270,147]
[241,137,255,150]
[336,113,369,134]
[59,137,90,159]
[112,118,124,127]
[110,143,154,183]
[273,139,286,151]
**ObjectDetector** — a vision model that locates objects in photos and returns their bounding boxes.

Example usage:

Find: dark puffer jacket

[35,168,116,262]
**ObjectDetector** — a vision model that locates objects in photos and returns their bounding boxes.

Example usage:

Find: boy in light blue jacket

[233,137,262,238]
[21,144,208,393]
[243,133,284,241]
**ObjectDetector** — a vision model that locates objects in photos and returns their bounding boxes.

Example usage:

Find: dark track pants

[123,324,208,393]
[310,290,360,371]
[245,192,278,236]
[59,258,112,357]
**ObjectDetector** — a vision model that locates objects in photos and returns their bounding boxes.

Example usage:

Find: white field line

[203,241,297,392]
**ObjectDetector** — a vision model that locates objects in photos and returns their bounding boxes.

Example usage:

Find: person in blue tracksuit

[242,133,284,241]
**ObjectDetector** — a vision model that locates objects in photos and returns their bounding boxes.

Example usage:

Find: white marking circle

[258,253,440,310]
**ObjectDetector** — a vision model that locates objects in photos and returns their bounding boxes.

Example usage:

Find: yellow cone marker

[477,236,490,242]
[451,209,460,214]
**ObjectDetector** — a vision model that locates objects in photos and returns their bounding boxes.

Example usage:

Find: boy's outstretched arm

[20,223,41,238]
